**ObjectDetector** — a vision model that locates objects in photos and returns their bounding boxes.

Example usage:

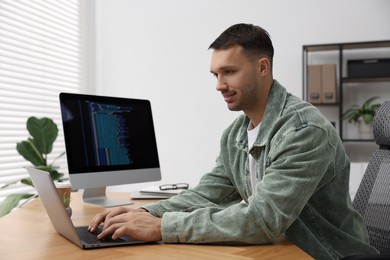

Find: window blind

[0,0,82,200]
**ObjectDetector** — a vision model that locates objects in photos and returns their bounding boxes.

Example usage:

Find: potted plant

[342,96,381,139]
[0,117,66,217]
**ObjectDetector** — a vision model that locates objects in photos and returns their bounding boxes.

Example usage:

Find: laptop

[26,167,149,249]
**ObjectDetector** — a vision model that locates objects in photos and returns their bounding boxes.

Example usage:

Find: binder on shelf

[321,64,337,104]
[308,65,322,104]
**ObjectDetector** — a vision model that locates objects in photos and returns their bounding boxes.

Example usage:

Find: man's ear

[258,57,270,75]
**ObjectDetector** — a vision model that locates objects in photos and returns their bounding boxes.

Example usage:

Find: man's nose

[216,77,227,92]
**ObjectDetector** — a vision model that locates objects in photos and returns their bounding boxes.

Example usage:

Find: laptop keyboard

[76,226,129,244]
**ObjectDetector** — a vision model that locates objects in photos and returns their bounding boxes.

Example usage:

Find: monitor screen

[59,93,161,206]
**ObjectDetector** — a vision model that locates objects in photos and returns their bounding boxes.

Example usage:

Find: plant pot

[358,121,374,140]
[65,207,72,217]
[55,182,72,207]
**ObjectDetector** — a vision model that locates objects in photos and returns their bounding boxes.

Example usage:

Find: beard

[226,75,260,112]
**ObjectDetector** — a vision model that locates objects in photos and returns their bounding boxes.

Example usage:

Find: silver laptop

[27,167,149,249]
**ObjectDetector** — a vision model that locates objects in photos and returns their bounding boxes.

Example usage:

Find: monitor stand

[82,187,133,207]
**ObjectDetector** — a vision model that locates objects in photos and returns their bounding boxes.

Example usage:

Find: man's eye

[224,70,234,75]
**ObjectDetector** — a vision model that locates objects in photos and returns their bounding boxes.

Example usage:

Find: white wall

[91,0,390,193]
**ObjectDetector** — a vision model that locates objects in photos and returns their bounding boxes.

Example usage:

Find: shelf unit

[302,40,390,161]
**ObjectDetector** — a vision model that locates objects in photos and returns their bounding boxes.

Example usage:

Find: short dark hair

[209,23,274,64]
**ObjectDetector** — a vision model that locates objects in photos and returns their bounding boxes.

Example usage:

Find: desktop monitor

[59,93,161,207]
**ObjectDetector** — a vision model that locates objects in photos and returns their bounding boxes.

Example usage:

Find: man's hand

[88,206,162,241]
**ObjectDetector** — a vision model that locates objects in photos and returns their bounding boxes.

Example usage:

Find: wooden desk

[0,192,312,259]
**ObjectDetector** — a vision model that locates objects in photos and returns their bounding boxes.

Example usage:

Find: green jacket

[143,80,378,259]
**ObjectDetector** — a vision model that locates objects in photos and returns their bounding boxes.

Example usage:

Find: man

[89,23,378,259]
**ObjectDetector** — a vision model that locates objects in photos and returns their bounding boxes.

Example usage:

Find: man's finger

[102,213,129,230]
[88,212,108,232]
[112,225,128,240]
[97,223,120,240]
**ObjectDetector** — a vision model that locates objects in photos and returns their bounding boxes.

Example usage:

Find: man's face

[210,45,262,114]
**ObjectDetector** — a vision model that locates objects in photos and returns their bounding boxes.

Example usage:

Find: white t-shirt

[247,122,261,193]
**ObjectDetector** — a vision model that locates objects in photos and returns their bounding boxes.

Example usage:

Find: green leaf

[21,178,34,187]
[0,194,34,217]
[50,151,66,167]
[35,166,64,181]
[16,140,46,166]
[363,96,379,108]
[27,117,58,155]
[372,104,381,111]
[362,114,374,125]
[0,180,17,189]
